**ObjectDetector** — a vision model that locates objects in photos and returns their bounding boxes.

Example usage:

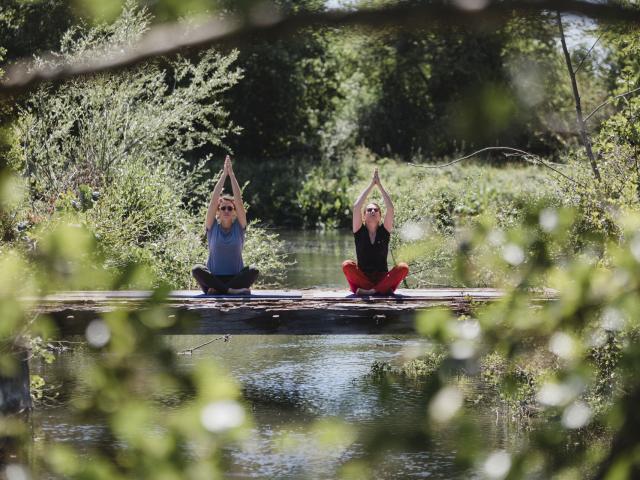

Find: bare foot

[356,288,376,296]
[228,287,251,295]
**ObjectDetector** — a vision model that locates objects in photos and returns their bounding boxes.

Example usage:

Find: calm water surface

[278,229,353,289]
[33,335,514,479]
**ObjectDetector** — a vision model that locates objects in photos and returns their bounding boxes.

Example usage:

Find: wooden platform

[32,288,551,335]
[35,288,506,304]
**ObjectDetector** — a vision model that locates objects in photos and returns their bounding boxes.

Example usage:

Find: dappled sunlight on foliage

[4,0,640,478]
[380,204,640,478]
[1,183,252,477]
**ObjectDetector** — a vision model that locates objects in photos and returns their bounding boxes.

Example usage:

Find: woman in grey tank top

[191,156,259,295]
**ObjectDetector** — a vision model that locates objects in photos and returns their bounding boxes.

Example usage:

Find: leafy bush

[230,158,308,227]
[5,3,286,288]
[86,159,204,288]
[9,4,241,203]
[242,223,288,286]
[296,160,357,229]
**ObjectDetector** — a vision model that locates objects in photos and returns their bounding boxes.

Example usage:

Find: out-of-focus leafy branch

[3,0,640,95]
[585,85,640,123]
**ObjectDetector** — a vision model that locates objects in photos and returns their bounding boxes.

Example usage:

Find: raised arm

[353,168,377,233]
[205,160,228,231]
[226,156,247,229]
[376,173,394,232]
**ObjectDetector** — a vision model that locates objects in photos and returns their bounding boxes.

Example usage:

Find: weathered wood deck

[33,288,551,335]
[36,288,505,304]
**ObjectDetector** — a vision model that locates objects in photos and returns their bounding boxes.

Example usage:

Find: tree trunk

[557,11,601,182]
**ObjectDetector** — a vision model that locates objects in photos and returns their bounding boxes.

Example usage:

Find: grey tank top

[206,220,245,275]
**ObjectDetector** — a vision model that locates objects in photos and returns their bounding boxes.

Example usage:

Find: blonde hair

[219,194,235,206]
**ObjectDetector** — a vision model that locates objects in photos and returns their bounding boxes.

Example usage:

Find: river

[33,335,512,479]
[278,229,353,289]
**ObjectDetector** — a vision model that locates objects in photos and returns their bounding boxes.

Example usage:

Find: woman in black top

[342,168,409,295]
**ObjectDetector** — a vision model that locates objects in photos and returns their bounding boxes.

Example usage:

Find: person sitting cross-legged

[342,167,409,295]
[192,155,259,295]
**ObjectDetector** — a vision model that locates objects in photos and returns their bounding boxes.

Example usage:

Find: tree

[0,0,74,62]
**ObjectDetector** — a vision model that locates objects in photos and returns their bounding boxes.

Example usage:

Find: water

[32,335,510,479]
[278,229,353,289]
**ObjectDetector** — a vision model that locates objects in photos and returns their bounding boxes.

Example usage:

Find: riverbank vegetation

[3,0,640,478]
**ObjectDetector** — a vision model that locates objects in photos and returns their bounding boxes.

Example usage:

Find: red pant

[342,260,409,294]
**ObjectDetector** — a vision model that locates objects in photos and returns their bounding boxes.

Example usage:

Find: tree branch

[584,85,640,123]
[408,146,587,188]
[557,11,601,181]
[3,0,640,95]
[573,32,603,75]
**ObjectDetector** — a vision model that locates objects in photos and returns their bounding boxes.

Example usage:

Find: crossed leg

[372,263,409,294]
[192,265,260,294]
[342,260,409,295]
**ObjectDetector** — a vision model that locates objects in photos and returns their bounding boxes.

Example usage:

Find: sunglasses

[366,207,380,213]
[219,205,235,212]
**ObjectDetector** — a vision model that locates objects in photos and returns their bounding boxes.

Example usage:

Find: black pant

[191,265,259,294]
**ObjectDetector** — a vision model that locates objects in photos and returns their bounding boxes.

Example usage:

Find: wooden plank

[30,288,555,335]
[46,302,437,335]
[33,287,511,304]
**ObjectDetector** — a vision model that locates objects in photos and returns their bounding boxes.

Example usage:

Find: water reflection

[278,230,353,289]
[32,335,510,478]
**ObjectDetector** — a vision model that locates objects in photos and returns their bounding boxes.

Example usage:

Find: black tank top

[354,225,390,273]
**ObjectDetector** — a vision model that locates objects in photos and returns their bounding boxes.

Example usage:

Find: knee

[342,260,356,272]
[392,263,409,278]
[247,265,260,279]
[191,265,205,276]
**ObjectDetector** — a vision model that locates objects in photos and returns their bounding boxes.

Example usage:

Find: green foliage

[0,198,251,477]
[355,27,511,156]
[296,160,357,229]
[228,158,308,227]
[0,0,73,61]
[352,202,640,478]
[6,3,285,288]
[230,154,358,229]
[222,13,575,163]
[85,159,205,288]
[11,4,241,205]
[369,350,445,381]
[223,26,337,159]
[480,349,550,421]
[242,222,288,285]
